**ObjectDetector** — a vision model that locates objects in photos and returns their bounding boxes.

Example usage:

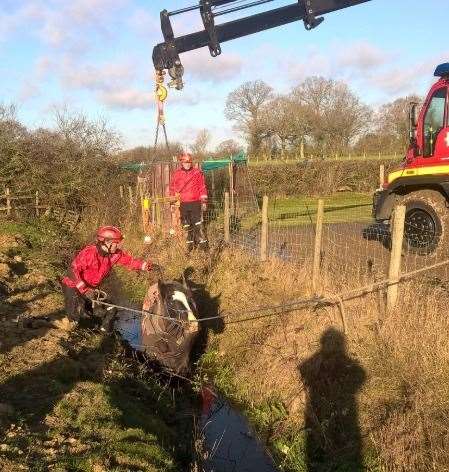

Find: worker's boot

[183,224,194,253]
[194,221,209,250]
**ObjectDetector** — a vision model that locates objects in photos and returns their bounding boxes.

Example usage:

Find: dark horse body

[140,280,200,374]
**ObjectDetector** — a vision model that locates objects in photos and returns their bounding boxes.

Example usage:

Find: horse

[140,279,200,374]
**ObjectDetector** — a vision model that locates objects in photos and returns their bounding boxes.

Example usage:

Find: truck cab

[373,63,449,254]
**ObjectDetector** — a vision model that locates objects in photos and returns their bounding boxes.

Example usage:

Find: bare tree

[292,77,371,156]
[260,95,312,158]
[376,95,422,152]
[54,107,122,158]
[215,139,242,157]
[190,129,211,158]
[225,80,273,154]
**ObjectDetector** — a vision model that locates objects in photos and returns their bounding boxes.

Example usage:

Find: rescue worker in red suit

[169,153,208,251]
[61,226,158,330]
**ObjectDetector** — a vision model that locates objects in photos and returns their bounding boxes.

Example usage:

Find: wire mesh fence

[215,183,449,296]
[110,161,449,301]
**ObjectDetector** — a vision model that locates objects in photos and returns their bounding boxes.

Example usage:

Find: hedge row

[247,160,400,196]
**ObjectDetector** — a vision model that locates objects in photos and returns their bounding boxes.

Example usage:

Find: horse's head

[157,280,198,324]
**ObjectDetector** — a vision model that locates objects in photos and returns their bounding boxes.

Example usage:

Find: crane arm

[152,0,372,89]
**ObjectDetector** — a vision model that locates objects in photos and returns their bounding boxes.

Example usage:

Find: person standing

[169,153,208,251]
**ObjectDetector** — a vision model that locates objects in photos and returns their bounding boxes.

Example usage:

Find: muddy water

[115,310,141,350]
[115,313,279,472]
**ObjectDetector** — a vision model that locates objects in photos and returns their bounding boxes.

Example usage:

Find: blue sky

[1,0,448,150]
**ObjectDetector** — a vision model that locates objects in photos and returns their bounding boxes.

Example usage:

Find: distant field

[239,192,373,229]
[255,192,373,227]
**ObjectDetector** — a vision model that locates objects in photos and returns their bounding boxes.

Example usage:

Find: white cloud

[98,87,201,110]
[18,81,40,101]
[61,58,135,92]
[336,41,389,71]
[282,48,332,84]
[128,8,160,41]
[99,88,153,110]
[0,0,129,51]
[183,49,243,82]
[17,55,54,102]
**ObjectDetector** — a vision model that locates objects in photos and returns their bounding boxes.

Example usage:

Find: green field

[240,192,373,230]
[269,192,373,226]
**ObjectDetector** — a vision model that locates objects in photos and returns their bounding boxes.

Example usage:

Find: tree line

[0,105,128,207]
[224,77,420,159]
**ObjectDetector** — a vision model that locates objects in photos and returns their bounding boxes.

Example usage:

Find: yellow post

[142,198,150,232]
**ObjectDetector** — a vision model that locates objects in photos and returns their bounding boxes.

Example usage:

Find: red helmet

[179,153,193,164]
[96,226,123,243]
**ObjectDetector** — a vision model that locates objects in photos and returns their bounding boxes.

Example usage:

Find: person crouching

[60,225,157,330]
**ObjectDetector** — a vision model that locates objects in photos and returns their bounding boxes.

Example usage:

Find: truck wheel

[399,190,449,255]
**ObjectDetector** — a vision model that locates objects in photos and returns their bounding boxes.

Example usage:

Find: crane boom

[152,0,372,89]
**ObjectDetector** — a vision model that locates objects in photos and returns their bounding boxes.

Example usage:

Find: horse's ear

[181,273,188,289]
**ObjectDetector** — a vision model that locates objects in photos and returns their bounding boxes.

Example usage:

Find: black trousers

[61,284,116,330]
[61,284,93,322]
[180,201,207,248]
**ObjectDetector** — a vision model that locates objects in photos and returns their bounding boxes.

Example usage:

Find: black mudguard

[373,176,449,222]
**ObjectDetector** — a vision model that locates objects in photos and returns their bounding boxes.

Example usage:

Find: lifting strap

[154,70,170,151]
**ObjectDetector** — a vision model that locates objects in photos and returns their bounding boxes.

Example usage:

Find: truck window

[423,87,447,156]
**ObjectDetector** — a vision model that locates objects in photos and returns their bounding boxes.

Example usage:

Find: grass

[270,192,373,225]
[240,192,373,230]
[197,246,449,472]
[4,211,449,471]
[0,219,196,472]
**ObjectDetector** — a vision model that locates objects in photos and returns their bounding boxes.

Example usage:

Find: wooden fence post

[128,186,133,205]
[312,199,325,294]
[260,195,269,262]
[155,199,161,227]
[35,191,39,217]
[5,188,11,217]
[228,162,234,216]
[386,205,406,312]
[379,164,385,188]
[119,185,124,199]
[224,192,230,243]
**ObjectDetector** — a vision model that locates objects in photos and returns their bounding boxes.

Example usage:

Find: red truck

[373,63,449,254]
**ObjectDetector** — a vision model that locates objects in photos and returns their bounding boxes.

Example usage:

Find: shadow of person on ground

[182,267,224,366]
[0,331,191,469]
[299,328,366,472]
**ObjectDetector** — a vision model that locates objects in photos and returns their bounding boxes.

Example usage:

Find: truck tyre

[398,190,449,255]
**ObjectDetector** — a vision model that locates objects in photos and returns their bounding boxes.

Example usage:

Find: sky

[1,0,449,151]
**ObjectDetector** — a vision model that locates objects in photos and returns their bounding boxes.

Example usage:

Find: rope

[102,257,449,329]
